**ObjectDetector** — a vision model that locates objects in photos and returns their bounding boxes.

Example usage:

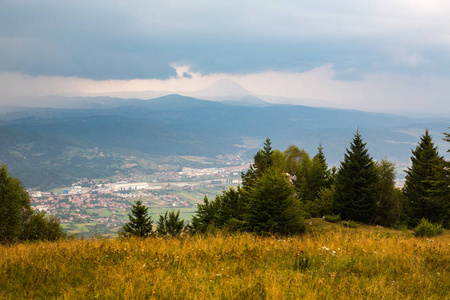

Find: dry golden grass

[1,219,449,299]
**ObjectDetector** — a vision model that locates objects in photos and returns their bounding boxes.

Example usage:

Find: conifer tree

[403,130,447,227]
[295,152,312,200]
[333,131,378,223]
[245,167,305,235]
[241,138,274,189]
[121,200,153,237]
[156,210,185,237]
[216,187,245,230]
[190,196,220,233]
[254,138,274,177]
[300,146,334,216]
[308,145,331,201]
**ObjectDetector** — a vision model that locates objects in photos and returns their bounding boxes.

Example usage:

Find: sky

[1,0,450,116]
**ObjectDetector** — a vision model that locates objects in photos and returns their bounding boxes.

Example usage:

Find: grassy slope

[1,219,449,299]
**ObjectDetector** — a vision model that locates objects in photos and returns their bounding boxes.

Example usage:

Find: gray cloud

[1,0,450,80]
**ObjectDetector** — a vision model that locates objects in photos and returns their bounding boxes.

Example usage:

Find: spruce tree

[295,152,312,201]
[216,187,245,230]
[241,138,274,189]
[121,200,153,237]
[156,210,185,237]
[190,196,220,233]
[333,131,378,223]
[403,130,447,227]
[245,167,305,235]
[308,145,331,201]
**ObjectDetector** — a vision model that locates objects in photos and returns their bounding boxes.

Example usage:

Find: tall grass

[1,219,449,299]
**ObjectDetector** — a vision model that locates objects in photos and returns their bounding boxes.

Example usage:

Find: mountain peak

[194,79,252,98]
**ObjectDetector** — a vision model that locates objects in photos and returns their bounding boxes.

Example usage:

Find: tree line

[1,128,449,242]
[188,128,449,235]
[122,128,449,237]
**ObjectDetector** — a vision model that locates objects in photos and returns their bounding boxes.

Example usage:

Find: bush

[21,211,66,241]
[324,214,341,223]
[1,164,66,243]
[413,218,444,237]
[342,220,360,228]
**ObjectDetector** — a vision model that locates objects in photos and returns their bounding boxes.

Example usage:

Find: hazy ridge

[1,94,449,189]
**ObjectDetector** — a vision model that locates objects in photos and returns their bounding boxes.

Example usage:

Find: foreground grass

[1,219,449,299]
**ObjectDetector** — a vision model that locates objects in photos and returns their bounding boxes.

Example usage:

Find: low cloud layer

[1,1,449,116]
[2,65,449,116]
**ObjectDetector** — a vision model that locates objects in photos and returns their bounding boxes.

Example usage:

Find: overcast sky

[1,0,450,116]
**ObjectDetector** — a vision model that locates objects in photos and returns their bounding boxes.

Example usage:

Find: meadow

[1,219,449,299]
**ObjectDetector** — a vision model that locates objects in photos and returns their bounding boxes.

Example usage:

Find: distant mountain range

[0,94,449,189]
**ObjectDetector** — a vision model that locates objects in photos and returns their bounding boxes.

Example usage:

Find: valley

[28,154,248,237]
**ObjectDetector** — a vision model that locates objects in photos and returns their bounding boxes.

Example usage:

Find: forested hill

[0,94,449,189]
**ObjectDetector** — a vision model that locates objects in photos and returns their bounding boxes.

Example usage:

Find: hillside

[1,95,449,189]
[1,220,449,299]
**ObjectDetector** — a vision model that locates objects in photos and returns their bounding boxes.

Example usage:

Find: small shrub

[324,214,341,223]
[413,218,444,237]
[342,220,359,228]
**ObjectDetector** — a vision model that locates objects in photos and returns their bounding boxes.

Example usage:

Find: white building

[111,182,149,191]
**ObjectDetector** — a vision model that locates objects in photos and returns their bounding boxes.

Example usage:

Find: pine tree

[190,196,220,233]
[121,200,153,237]
[307,145,331,201]
[295,152,312,200]
[333,131,378,223]
[444,128,450,147]
[241,138,274,189]
[216,187,245,230]
[156,210,185,237]
[245,167,305,235]
[403,130,447,227]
